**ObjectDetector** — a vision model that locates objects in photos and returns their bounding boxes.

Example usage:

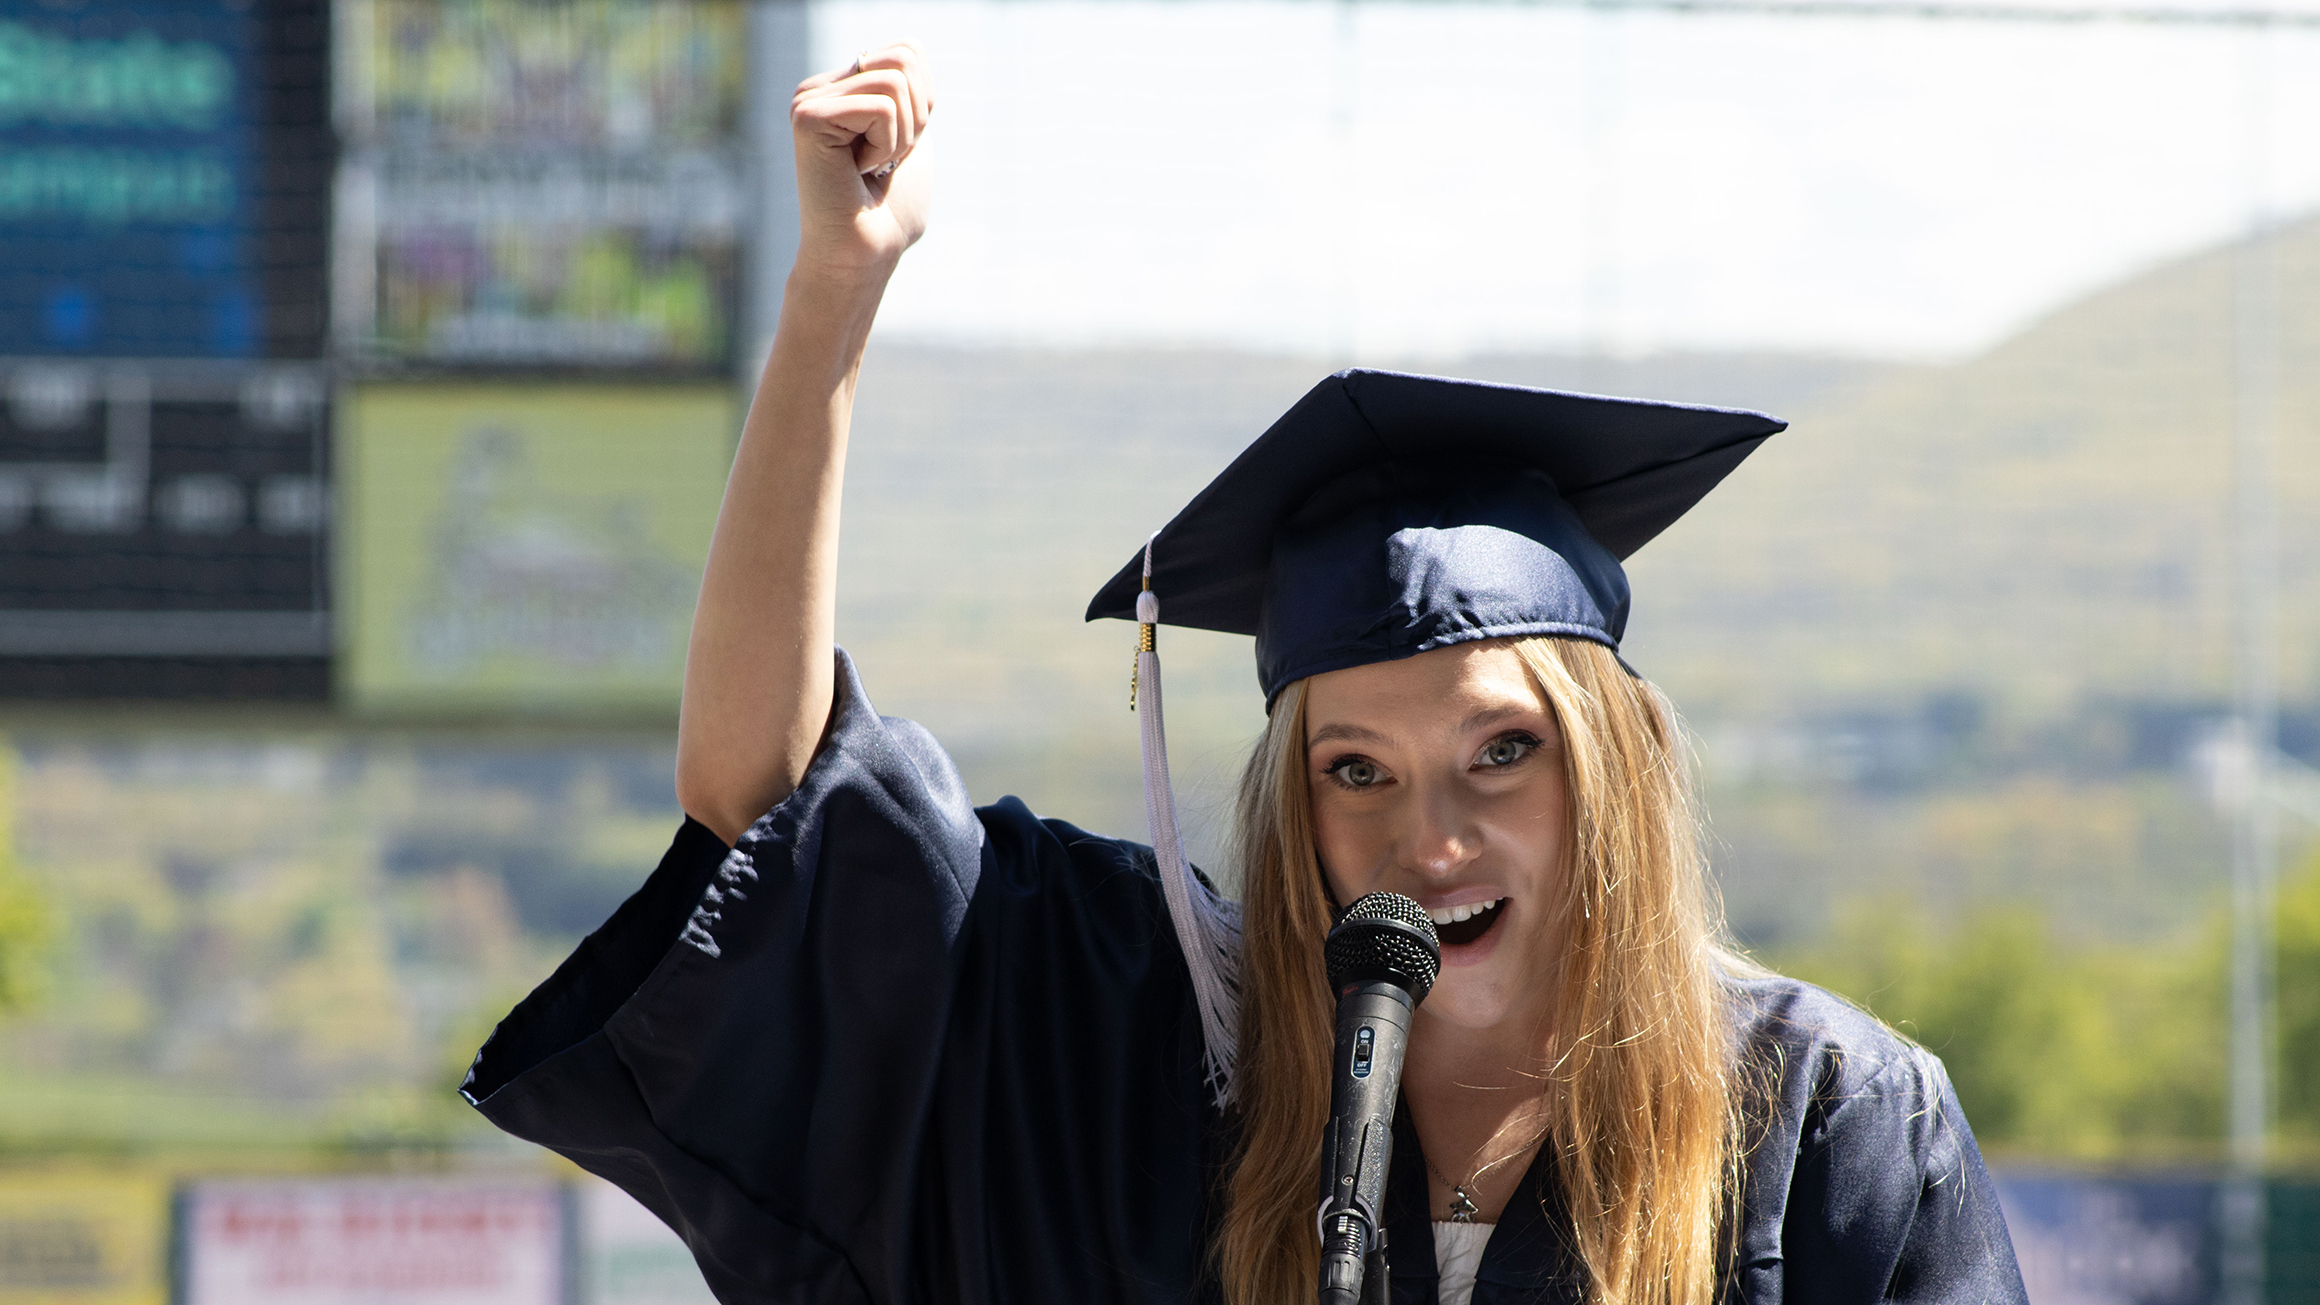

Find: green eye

[1477,736,1536,768]
[1330,758,1383,788]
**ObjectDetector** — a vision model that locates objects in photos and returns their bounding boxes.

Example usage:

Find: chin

[1415,970,1525,1031]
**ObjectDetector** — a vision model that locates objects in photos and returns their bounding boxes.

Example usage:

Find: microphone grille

[1324,892,1441,1003]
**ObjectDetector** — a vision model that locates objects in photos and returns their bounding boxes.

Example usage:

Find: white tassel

[1134,539,1242,1104]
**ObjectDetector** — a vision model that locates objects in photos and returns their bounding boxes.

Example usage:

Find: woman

[464,46,2028,1305]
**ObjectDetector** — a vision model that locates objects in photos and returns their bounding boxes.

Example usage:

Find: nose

[1397,780,1479,882]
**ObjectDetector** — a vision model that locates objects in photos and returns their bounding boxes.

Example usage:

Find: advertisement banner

[339,383,733,715]
[1996,1172,2212,1305]
[1993,1173,2320,1302]
[336,1,748,371]
[0,1169,168,1305]
[181,1179,563,1305]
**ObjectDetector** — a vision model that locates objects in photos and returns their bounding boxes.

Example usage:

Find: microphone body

[1318,982,1416,1305]
[1316,893,1442,1305]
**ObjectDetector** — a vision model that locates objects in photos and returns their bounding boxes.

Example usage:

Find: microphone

[1316,892,1441,1305]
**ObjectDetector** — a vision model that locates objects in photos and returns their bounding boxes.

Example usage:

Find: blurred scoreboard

[0,0,331,698]
[0,0,758,705]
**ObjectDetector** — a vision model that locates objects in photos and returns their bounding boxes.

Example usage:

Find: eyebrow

[1306,721,1390,747]
[1304,704,1544,749]
[1460,705,1543,734]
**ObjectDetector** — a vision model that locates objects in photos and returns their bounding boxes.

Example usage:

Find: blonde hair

[1217,635,1744,1305]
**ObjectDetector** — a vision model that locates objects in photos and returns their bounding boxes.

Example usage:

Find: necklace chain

[1422,1121,1552,1223]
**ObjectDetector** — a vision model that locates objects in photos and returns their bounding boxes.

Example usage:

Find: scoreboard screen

[0,1,330,698]
[0,0,329,359]
[0,360,330,694]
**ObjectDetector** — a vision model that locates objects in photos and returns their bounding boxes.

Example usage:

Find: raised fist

[790,43,934,274]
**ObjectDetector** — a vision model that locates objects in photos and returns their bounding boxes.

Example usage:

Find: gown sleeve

[1731,979,2029,1305]
[460,648,1217,1305]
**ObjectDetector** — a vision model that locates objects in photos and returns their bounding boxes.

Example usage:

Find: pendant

[1448,1187,1478,1222]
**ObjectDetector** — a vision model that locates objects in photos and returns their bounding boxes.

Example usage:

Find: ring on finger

[849,50,870,76]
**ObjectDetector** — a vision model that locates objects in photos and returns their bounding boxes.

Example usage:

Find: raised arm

[676,46,934,845]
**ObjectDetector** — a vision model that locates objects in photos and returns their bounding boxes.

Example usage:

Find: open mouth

[1426,898,1506,948]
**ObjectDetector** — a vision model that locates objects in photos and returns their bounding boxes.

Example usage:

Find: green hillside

[1628,216,2320,716]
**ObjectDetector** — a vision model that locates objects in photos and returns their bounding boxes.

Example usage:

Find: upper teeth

[1427,899,1503,926]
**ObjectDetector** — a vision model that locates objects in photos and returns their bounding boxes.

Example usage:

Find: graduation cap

[1087,369,1785,1102]
[1088,368,1787,701]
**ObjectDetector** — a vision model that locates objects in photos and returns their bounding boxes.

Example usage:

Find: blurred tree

[1774,898,2223,1159]
[2273,846,2320,1141]
[0,740,52,1012]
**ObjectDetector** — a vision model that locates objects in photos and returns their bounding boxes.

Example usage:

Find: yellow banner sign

[339,383,735,716]
[0,1170,167,1305]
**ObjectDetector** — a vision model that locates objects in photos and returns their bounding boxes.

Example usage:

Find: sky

[809,0,2320,360]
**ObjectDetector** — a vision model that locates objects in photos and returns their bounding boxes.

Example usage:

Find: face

[1304,640,1570,1033]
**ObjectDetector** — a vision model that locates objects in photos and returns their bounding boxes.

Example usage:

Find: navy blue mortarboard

[1086,368,1786,702]
[1087,369,1783,1103]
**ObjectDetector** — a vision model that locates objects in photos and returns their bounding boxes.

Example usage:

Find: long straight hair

[1216,635,1743,1305]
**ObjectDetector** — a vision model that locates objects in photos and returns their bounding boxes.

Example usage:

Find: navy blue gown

[464,651,2027,1304]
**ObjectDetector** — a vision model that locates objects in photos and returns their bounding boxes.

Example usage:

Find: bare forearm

[676,262,893,842]
[673,43,931,845]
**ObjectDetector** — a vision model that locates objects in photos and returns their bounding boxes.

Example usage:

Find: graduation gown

[464,651,2027,1305]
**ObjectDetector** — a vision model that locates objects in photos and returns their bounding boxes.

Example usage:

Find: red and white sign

[183,1179,564,1305]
